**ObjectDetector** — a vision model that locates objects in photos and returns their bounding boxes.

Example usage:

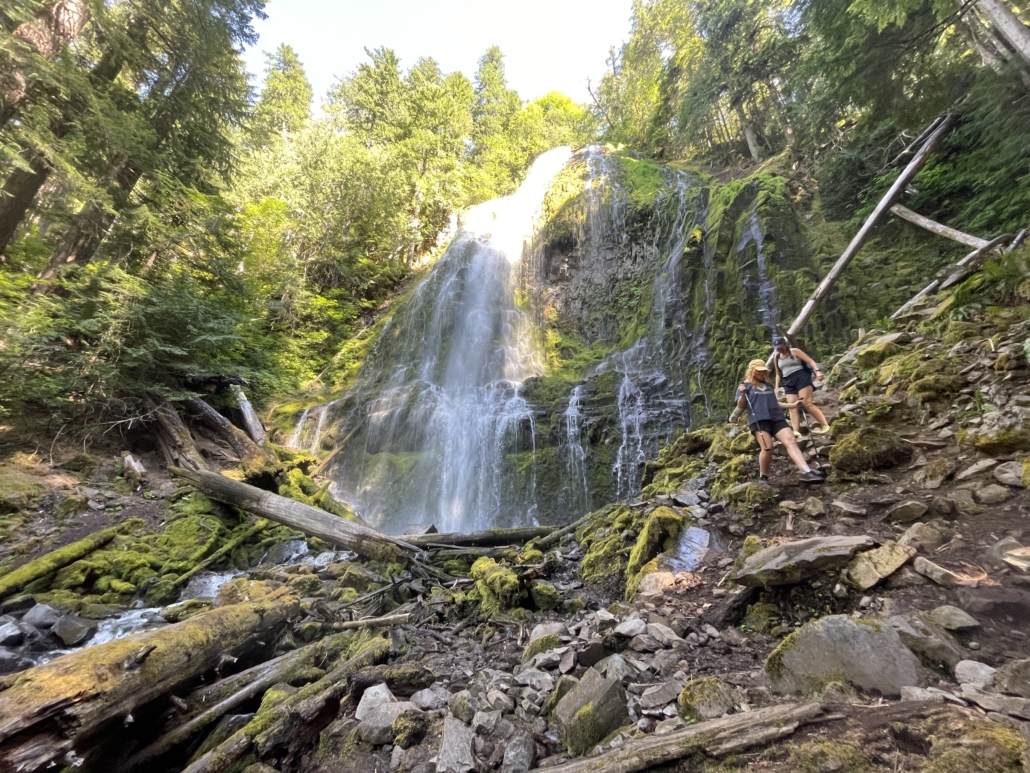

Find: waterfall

[320,147,572,534]
[560,385,591,513]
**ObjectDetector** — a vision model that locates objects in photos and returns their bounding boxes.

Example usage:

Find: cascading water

[307,147,572,534]
[560,385,591,513]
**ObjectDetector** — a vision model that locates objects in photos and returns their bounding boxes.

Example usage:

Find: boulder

[554,666,629,756]
[438,715,476,773]
[955,459,999,481]
[913,557,963,587]
[994,659,1030,699]
[411,685,448,711]
[994,461,1026,488]
[983,537,1024,568]
[957,407,1030,455]
[803,497,826,517]
[955,660,996,687]
[355,682,396,721]
[898,522,945,553]
[500,731,536,773]
[20,604,60,629]
[887,612,965,670]
[959,683,1030,720]
[52,614,96,647]
[913,459,957,490]
[0,622,26,647]
[830,427,912,473]
[928,605,979,631]
[974,484,1011,505]
[529,621,566,641]
[613,618,647,638]
[638,679,685,710]
[677,677,736,721]
[732,536,874,586]
[856,340,904,369]
[956,587,1030,619]
[846,541,916,590]
[357,701,421,745]
[887,501,928,524]
[765,615,922,697]
[449,689,477,723]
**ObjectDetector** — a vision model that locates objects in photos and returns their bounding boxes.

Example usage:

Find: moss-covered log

[404,526,554,548]
[0,520,138,600]
[170,466,414,564]
[0,586,300,771]
[542,702,822,772]
[172,519,269,589]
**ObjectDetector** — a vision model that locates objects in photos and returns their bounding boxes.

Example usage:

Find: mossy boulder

[530,582,560,612]
[578,505,637,586]
[957,407,1030,455]
[942,321,981,346]
[391,709,431,749]
[923,718,1025,773]
[471,557,523,614]
[707,425,755,463]
[910,375,964,402]
[624,507,684,599]
[856,341,904,369]
[678,677,737,721]
[830,427,912,473]
[522,632,561,663]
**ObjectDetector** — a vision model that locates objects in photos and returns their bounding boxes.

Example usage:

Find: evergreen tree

[251,43,312,144]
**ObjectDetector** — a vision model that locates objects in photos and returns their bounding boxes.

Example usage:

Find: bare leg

[786,392,801,432]
[798,385,829,427]
[754,431,774,475]
[775,426,810,471]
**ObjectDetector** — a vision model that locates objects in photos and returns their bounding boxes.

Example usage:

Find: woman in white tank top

[772,335,830,437]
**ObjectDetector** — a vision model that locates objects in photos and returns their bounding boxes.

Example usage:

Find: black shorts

[751,419,791,437]
[781,368,814,395]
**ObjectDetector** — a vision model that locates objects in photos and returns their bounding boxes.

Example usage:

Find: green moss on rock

[522,632,561,663]
[829,427,912,473]
[471,557,523,614]
[624,507,684,599]
[531,581,560,611]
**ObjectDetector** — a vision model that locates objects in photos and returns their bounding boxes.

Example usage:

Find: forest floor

[0,290,1029,773]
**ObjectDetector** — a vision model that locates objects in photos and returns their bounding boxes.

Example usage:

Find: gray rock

[638,679,685,710]
[500,731,536,773]
[956,586,1030,619]
[831,501,868,517]
[960,683,1030,720]
[646,622,683,647]
[0,646,31,676]
[449,689,477,723]
[357,701,420,745]
[954,660,996,687]
[677,677,737,720]
[438,715,476,773]
[21,603,60,629]
[887,612,965,670]
[411,685,448,711]
[846,541,916,590]
[994,659,1030,698]
[766,614,922,697]
[578,639,606,668]
[913,459,957,489]
[994,461,1026,488]
[0,622,26,647]
[554,667,629,756]
[913,557,962,588]
[529,622,566,641]
[472,709,500,735]
[974,484,1012,505]
[485,688,515,714]
[52,615,96,647]
[596,653,634,682]
[928,605,980,631]
[901,686,947,703]
[955,459,999,481]
[513,669,553,693]
[887,501,929,524]
[355,683,396,720]
[886,567,929,589]
[592,610,618,631]
[898,522,945,553]
[803,497,826,517]
[732,536,874,586]
[613,618,647,638]
[628,634,663,653]
[984,537,1024,568]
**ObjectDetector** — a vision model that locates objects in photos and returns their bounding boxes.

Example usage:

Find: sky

[242,0,635,106]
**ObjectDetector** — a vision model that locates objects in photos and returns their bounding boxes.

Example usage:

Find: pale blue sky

[243,0,635,106]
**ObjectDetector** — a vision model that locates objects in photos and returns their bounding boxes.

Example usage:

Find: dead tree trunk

[978,0,1030,67]
[184,397,280,480]
[0,587,300,771]
[889,205,989,249]
[735,104,763,162]
[169,466,414,564]
[230,385,270,449]
[150,400,207,472]
[404,526,555,549]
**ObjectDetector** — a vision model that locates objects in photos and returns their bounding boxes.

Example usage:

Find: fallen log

[329,612,409,631]
[0,520,139,600]
[185,397,280,478]
[0,586,300,771]
[172,519,269,589]
[889,204,990,249]
[181,635,391,773]
[939,233,1015,290]
[231,385,269,449]
[151,400,208,472]
[170,466,415,564]
[405,526,554,549]
[542,702,823,773]
[535,512,592,551]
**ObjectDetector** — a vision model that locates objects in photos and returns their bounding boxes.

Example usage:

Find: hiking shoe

[813,424,831,435]
[759,475,771,486]
[800,470,825,484]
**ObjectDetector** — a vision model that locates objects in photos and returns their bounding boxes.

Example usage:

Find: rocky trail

[2,290,1030,773]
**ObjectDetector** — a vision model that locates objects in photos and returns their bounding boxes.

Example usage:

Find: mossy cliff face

[280,147,959,532]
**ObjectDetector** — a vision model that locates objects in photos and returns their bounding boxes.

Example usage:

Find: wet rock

[974,484,1012,505]
[846,541,916,590]
[732,536,874,586]
[357,701,421,745]
[677,677,736,721]
[500,731,536,773]
[0,646,31,676]
[438,715,476,773]
[959,683,1030,720]
[21,603,59,629]
[888,501,928,524]
[830,427,912,473]
[356,683,396,720]
[994,659,1030,698]
[0,622,27,647]
[928,605,979,631]
[994,461,1026,488]
[613,618,647,638]
[913,557,963,588]
[766,615,921,697]
[955,660,996,687]
[52,614,96,646]
[898,522,944,553]
[554,667,629,756]
[887,612,964,670]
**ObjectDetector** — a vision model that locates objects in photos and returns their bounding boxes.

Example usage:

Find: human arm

[794,348,824,382]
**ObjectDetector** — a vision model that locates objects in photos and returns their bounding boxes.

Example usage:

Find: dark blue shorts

[782,368,814,395]
[751,419,791,437]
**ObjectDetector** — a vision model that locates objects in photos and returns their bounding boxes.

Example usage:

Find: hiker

[772,335,830,437]
[730,358,825,485]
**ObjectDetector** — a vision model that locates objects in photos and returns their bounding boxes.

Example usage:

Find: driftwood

[181,635,391,773]
[0,521,132,600]
[890,204,989,249]
[170,466,415,564]
[783,113,956,341]
[405,526,554,549]
[329,612,410,631]
[543,702,823,773]
[0,587,299,771]
[231,385,269,449]
[185,397,280,476]
[150,400,207,472]
[535,512,592,550]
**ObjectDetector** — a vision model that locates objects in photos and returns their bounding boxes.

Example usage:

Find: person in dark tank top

[730,359,825,485]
